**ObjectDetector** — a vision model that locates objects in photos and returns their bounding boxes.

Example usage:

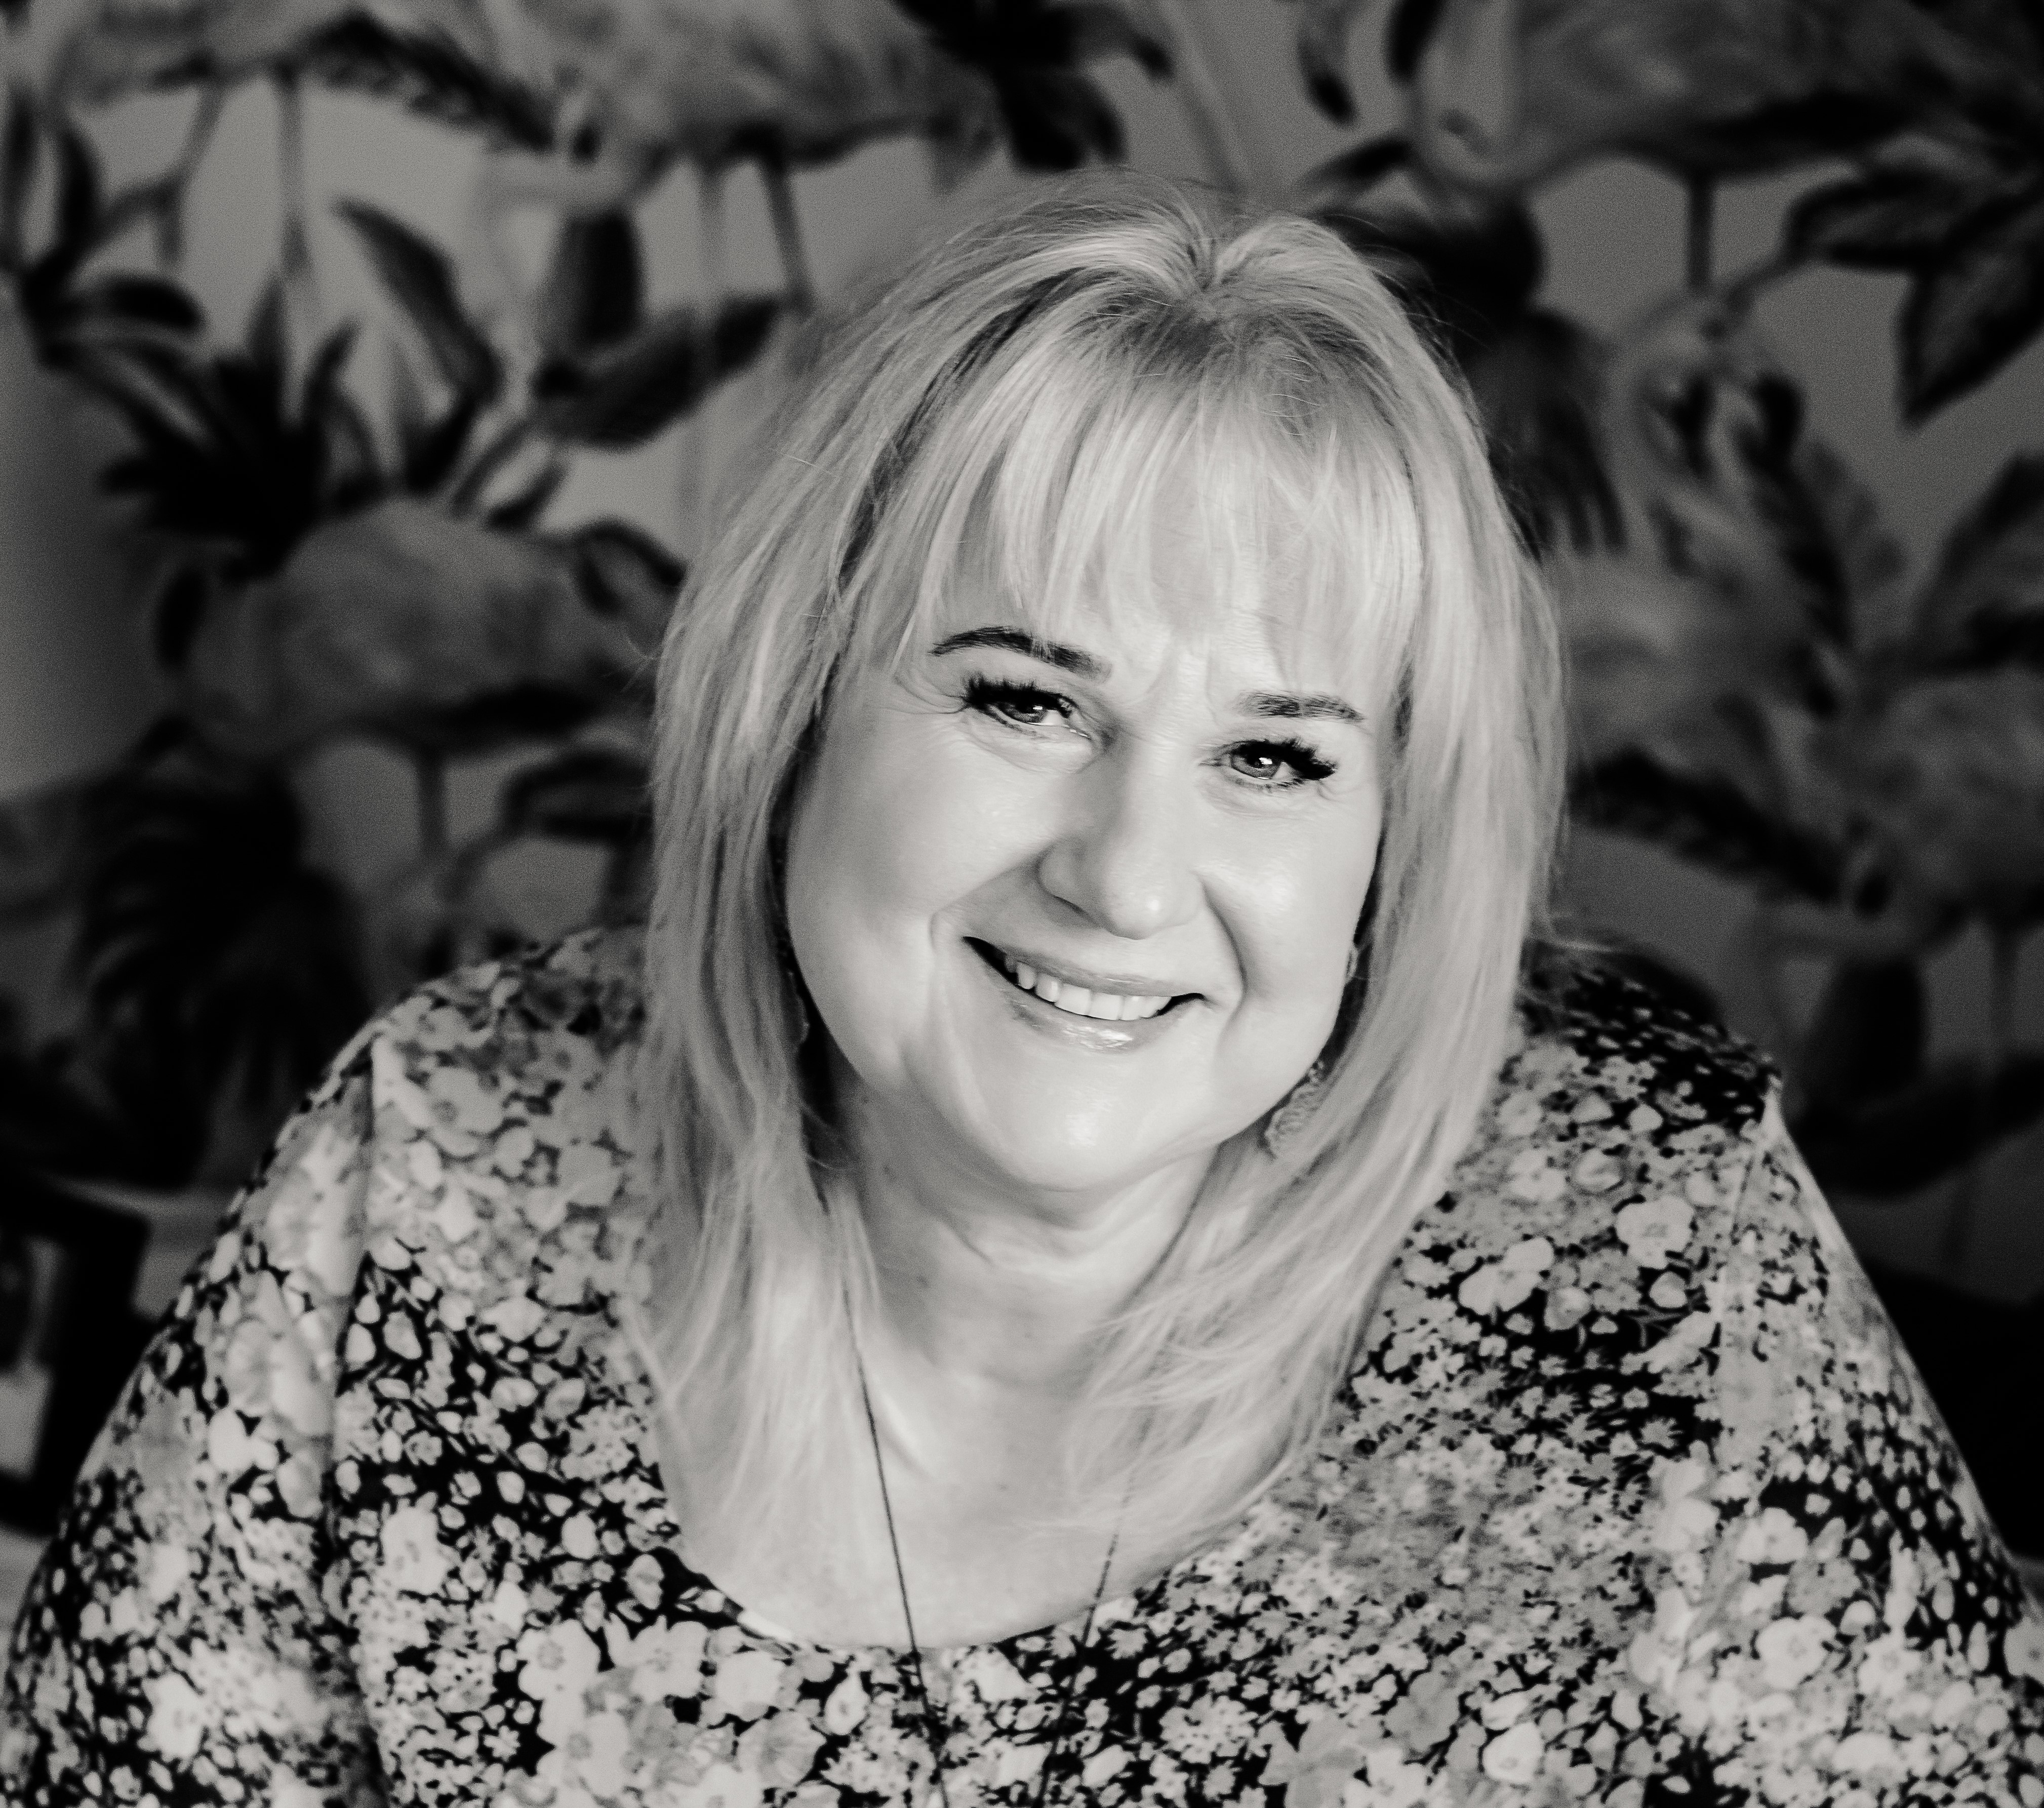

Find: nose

[1036,741,1202,940]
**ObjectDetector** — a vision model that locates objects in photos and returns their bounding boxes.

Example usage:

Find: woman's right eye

[961,677,1074,731]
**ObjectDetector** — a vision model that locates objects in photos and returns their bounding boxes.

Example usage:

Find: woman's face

[782,510,1386,1204]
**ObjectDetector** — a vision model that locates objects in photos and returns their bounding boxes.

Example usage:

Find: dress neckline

[602,1244,1267,1661]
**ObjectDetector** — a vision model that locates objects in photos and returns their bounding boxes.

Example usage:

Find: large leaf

[1793,1050,2044,1196]
[1320,200,1543,359]
[484,460,567,532]
[895,0,1169,169]
[1314,195,1618,553]
[1781,114,2044,423]
[0,778,86,926]
[1794,438,1910,653]
[1305,132,1410,195]
[1898,183,2044,423]
[1284,0,1380,120]
[533,296,780,449]
[298,17,556,150]
[0,1038,172,1184]
[1815,668,2044,928]
[536,211,644,362]
[0,88,36,271]
[1786,165,2008,271]
[1571,752,1844,902]
[335,198,502,408]
[1399,0,2026,193]
[57,274,204,338]
[1907,0,2044,74]
[1589,294,1889,694]
[475,0,997,178]
[177,497,657,759]
[66,727,368,1179]
[73,312,382,577]
[562,518,685,638]
[1798,958,1926,1110]
[1910,452,2044,668]
[12,124,108,327]
[1387,0,1451,79]
[498,746,651,845]
[1466,307,1619,555]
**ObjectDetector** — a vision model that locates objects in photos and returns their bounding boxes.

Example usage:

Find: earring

[1262,1060,1329,1157]
[1262,942,1363,1158]
[778,935,812,1046]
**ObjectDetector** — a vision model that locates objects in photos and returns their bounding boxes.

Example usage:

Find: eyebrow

[1239,691,1364,727]
[930,625,1108,678]
[930,624,1363,726]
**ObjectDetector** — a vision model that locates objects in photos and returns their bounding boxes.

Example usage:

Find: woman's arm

[1,1049,381,1805]
[1639,1094,2044,1801]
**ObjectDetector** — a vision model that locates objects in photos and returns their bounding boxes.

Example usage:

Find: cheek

[1225,802,1382,1025]
[783,709,1036,985]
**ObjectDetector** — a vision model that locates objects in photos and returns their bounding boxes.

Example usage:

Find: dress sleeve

[1636,1093,2044,1803]
[1,1045,383,1807]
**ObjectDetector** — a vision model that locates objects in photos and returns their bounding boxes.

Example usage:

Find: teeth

[997,950,1173,1022]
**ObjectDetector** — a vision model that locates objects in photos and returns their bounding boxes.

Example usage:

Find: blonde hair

[640,170,1564,1548]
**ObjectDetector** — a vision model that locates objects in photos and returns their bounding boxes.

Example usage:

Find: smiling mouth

[966,939,1195,1024]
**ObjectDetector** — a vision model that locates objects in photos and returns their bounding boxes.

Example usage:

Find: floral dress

[4,929,2041,1808]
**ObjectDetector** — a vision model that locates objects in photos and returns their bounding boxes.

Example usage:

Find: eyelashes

[960,677,1075,732]
[958,675,1337,790]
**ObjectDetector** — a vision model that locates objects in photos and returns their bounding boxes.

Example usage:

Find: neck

[839,1080,1212,1410]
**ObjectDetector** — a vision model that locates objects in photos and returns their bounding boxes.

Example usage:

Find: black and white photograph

[0,1228,64,1482]
[1,1,2042,1802]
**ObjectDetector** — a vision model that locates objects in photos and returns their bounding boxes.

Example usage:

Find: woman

[5,173,2040,1807]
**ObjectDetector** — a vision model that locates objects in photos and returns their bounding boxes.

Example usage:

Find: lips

[966,939,1196,1024]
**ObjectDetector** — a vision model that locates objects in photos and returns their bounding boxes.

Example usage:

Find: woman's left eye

[1225,740,1335,787]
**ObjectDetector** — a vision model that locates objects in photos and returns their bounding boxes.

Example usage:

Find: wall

[3,0,2040,1293]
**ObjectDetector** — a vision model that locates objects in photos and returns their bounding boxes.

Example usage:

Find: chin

[944,1092,1221,1201]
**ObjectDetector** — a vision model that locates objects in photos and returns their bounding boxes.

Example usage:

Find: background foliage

[1,0,2042,1301]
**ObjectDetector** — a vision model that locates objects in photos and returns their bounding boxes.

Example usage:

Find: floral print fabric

[5,928,2041,1807]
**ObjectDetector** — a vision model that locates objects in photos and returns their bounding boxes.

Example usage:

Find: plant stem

[1941,926,2023,1277]
[415,750,449,862]
[758,148,814,312]
[1154,0,1263,198]
[1685,173,1715,294]
[677,165,726,557]
[448,414,534,515]
[156,89,224,267]
[275,68,318,407]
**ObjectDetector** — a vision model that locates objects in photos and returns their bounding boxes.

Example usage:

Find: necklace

[856,1358,1119,1808]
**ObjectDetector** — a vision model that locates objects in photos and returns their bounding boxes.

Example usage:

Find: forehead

[928,487,1349,690]
[900,411,1420,711]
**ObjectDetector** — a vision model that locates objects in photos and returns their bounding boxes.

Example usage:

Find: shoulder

[1451,948,1776,1240]
[1505,947,1776,1149]
[312,927,653,1329]
[371,924,649,1077]
[1377,952,1778,1365]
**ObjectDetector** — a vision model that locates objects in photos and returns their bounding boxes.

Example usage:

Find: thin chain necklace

[855,1357,1119,1808]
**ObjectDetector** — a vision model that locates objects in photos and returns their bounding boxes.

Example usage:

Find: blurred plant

[1296,0,2044,1271]
[0,86,743,1183]
[7,0,2044,1276]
